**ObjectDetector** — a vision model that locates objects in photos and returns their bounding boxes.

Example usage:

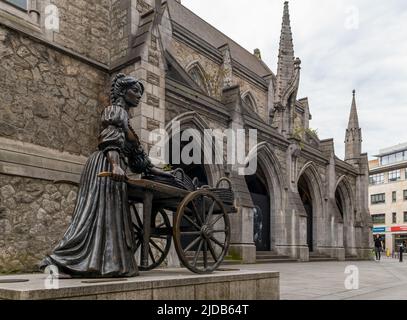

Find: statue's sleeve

[98,105,128,154]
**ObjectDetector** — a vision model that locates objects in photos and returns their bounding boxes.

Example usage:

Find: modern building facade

[0,0,372,273]
[369,143,407,254]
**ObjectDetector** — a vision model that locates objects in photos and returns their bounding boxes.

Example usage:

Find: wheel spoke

[205,202,216,225]
[149,247,157,264]
[150,239,165,255]
[207,239,219,262]
[156,222,166,228]
[191,200,204,226]
[183,214,201,231]
[135,240,142,252]
[183,235,202,253]
[201,196,206,222]
[151,234,169,240]
[210,236,225,250]
[181,231,201,236]
[133,224,142,233]
[203,241,208,269]
[133,206,143,228]
[209,214,224,227]
[212,229,228,233]
[192,239,204,267]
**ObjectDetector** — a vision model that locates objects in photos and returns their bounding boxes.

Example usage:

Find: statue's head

[111,73,144,108]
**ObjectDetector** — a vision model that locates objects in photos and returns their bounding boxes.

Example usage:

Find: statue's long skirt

[40,151,138,278]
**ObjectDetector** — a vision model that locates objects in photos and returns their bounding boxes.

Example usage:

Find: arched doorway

[298,175,314,252]
[245,165,271,251]
[335,189,345,219]
[168,131,209,186]
[335,178,355,254]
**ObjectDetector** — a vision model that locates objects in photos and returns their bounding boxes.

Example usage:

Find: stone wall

[0,26,108,157]
[233,74,268,122]
[171,39,269,123]
[171,39,224,100]
[50,0,111,65]
[110,0,131,64]
[0,174,78,273]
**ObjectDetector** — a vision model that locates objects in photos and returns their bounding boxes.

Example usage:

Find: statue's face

[124,85,142,108]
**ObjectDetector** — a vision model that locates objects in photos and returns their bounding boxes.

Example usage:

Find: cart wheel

[130,204,172,271]
[174,190,231,274]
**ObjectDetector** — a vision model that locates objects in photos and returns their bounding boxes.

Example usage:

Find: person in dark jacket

[374,236,382,261]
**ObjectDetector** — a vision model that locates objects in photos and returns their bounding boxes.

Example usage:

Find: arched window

[187,63,209,94]
[242,92,258,113]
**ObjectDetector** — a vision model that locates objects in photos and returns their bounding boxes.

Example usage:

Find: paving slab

[231,258,407,300]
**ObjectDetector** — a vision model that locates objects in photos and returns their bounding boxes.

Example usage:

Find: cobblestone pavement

[234,258,407,300]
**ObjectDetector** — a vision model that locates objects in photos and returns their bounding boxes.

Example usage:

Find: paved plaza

[234,258,407,300]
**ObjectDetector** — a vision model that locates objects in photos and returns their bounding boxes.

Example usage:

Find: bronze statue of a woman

[40,74,171,278]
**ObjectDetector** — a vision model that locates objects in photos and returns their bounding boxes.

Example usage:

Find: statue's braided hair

[110,73,144,105]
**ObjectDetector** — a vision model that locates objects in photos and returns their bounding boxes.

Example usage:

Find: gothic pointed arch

[335,175,355,217]
[242,91,258,113]
[243,142,286,252]
[335,175,357,255]
[296,161,324,253]
[186,61,209,94]
[165,111,222,186]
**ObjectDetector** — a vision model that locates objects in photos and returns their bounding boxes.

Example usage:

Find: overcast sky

[182,0,407,160]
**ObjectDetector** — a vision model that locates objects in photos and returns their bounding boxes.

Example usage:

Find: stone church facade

[0,0,372,272]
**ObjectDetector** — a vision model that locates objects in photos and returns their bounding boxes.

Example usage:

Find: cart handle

[98,171,129,180]
[216,177,233,190]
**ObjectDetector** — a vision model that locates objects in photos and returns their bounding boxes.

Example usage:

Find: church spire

[345,90,362,161]
[275,1,295,101]
[272,1,301,136]
[348,90,360,129]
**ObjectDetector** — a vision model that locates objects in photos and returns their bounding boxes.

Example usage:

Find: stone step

[183,254,242,266]
[255,258,298,264]
[256,255,291,260]
[309,257,338,262]
[345,256,363,261]
[308,253,337,262]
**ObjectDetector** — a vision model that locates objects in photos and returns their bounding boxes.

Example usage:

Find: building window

[371,193,386,205]
[404,212,407,223]
[372,214,386,225]
[0,0,40,26]
[392,191,397,203]
[404,190,407,201]
[4,0,27,10]
[242,92,258,113]
[188,64,209,94]
[393,212,397,224]
[369,173,384,185]
[381,151,407,166]
[388,170,401,182]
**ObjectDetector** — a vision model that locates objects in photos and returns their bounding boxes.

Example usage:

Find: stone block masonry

[50,0,111,65]
[0,174,78,274]
[0,26,108,157]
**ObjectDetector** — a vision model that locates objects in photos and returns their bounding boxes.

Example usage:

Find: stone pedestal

[0,268,279,300]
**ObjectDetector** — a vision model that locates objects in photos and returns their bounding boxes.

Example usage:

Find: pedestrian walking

[400,241,405,263]
[374,236,382,261]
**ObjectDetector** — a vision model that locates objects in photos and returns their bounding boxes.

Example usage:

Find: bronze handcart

[102,171,236,274]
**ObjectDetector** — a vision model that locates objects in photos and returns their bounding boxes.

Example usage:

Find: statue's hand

[148,167,174,179]
[112,165,126,182]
